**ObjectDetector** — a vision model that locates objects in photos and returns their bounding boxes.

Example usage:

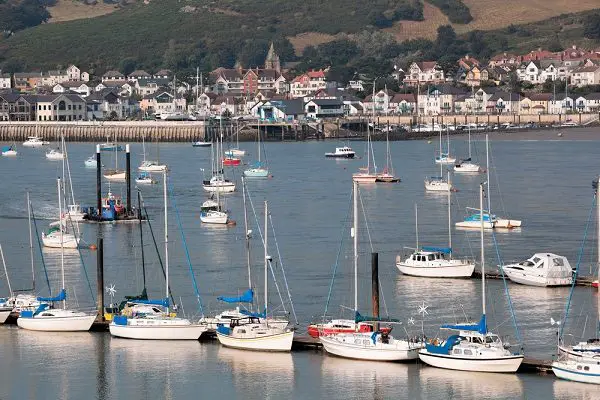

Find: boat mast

[353,180,358,316]
[258,117,261,163]
[58,177,65,310]
[468,125,472,159]
[27,192,35,291]
[138,190,146,290]
[163,172,169,313]
[438,129,443,178]
[597,176,600,334]
[480,182,486,317]
[0,245,13,297]
[447,170,452,256]
[264,200,268,316]
[485,134,491,214]
[415,203,419,249]
[242,178,252,292]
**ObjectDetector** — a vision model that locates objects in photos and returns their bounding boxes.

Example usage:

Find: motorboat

[63,204,86,222]
[202,175,235,193]
[307,319,391,338]
[325,146,355,159]
[320,331,420,361]
[424,176,452,192]
[435,154,456,164]
[45,149,65,160]
[1,145,17,157]
[109,303,206,340]
[202,306,288,331]
[418,184,524,373]
[135,172,157,185]
[502,253,573,287]
[454,160,481,173]
[224,149,245,157]
[22,136,49,147]
[138,160,167,172]
[192,141,212,147]
[396,248,474,278]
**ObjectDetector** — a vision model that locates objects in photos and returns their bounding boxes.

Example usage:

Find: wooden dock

[472,271,595,287]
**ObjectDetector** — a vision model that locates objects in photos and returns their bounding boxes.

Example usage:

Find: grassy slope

[48,0,118,23]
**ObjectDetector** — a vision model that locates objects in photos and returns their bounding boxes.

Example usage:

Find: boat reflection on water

[419,365,524,399]
[553,379,600,400]
[217,346,294,398]
[320,354,415,398]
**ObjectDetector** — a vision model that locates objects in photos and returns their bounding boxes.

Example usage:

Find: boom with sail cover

[441,314,487,335]
[37,289,66,302]
[217,288,253,304]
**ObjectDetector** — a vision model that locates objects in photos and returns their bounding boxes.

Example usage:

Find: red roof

[292,69,326,83]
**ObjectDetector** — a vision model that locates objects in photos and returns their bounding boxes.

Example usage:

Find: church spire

[264,42,281,74]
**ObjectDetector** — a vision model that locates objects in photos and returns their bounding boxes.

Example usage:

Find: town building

[403,62,445,86]
[290,70,327,98]
[35,94,87,121]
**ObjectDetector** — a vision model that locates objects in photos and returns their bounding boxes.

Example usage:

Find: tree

[583,12,600,40]
[119,57,137,76]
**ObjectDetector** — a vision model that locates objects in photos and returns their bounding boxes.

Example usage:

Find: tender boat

[135,172,157,185]
[224,149,245,157]
[396,248,474,278]
[45,149,65,160]
[307,319,391,338]
[202,175,235,193]
[1,145,17,157]
[424,176,452,192]
[22,136,50,147]
[502,253,573,287]
[325,146,355,159]
[138,160,167,172]
[223,157,241,166]
[192,141,212,147]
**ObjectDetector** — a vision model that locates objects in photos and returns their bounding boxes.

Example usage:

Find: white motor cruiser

[325,146,355,159]
[502,253,573,287]
[23,136,50,147]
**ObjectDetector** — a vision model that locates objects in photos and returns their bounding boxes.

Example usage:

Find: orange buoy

[89,244,97,250]
[227,220,237,226]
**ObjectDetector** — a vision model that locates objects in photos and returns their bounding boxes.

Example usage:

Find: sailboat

[552,176,600,384]
[375,130,400,182]
[139,136,167,172]
[203,129,235,193]
[320,181,421,361]
[200,176,229,225]
[418,183,524,372]
[1,143,17,156]
[244,119,269,178]
[353,103,378,183]
[109,173,207,340]
[0,245,16,322]
[454,126,481,173]
[396,183,475,278]
[224,122,246,157]
[204,178,288,329]
[17,178,96,332]
[45,148,64,160]
[103,135,126,182]
[61,137,85,222]
[434,127,456,164]
[455,135,521,229]
[215,199,294,351]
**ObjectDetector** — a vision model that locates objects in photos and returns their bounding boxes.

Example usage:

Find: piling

[126,144,131,214]
[96,144,101,216]
[96,238,104,321]
[371,252,380,330]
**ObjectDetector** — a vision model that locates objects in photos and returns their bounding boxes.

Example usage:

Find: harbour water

[0,130,599,399]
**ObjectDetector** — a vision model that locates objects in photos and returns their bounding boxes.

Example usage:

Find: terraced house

[35,94,87,121]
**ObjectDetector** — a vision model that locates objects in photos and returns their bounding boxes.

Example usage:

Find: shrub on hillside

[425,0,473,24]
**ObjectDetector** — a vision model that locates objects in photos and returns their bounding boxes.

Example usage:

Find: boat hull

[202,182,235,193]
[0,310,11,323]
[216,330,294,352]
[320,335,419,361]
[503,268,572,287]
[495,219,522,228]
[396,262,474,278]
[425,180,452,192]
[243,168,269,178]
[104,172,126,182]
[109,323,206,340]
[353,174,377,183]
[42,233,79,249]
[418,350,524,372]
[453,163,481,173]
[200,211,228,224]
[192,142,212,147]
[139,165,167,172]
[223,158,241,166]
[553,361,600,384]
[325,153,355,159]
[17,314,96,332]
[455,221,495,229]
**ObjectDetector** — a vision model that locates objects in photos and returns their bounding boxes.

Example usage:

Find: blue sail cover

[421,246,452,254]
[133,298,169,307]
[442,314,487,335]
[240,308,266,319]
[37,288,66,302]
[218,289,253,304]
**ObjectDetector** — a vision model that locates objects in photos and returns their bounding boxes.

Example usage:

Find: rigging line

[244,184,286,316]
[560,193,596,340]
[322,189,353,322]
[168,180,204,316]
[488,140,508,217]
[31,203,51,294]
[358,188,389,317]
[62,212,94,301]
[268,213,297,325]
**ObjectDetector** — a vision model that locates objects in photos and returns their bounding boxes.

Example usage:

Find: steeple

[264,42,281,74]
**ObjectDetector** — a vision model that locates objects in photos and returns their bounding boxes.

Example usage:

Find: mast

[480,182,486,317]
[485,134,491,214]
[264,200,268,315]
[415,203,419,249]
[138,190,146,290]
[353,180,358,315]
[163,172,169,313]
[447,170,452,255]
[195,67,199,112]
[468,125,472,159]
[597,176,600,332]
[439,129,443,178]
[27,192,35,290]
[58,177,65,310]
[258,116,261,163]
[242,178,252,291]
[0,245,12,297]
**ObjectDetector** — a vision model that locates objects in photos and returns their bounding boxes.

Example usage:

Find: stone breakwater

[0,121,207,142]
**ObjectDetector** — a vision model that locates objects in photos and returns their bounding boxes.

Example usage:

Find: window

[453,349,462,354]
[463,349,473,355]
[584,366,590,371]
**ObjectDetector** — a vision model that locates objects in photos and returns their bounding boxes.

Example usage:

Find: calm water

[0,132,599,399]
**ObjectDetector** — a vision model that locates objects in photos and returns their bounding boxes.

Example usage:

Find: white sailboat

[61,137,85,223]
[320,181,421,361]
[396,186,474,278]
[243,119,269,178]
[434,128,456,164]
[1,143,17,156]
[552,176,600,384]
[216,200,293,351]
[224,123,246,157]
[109,173,207,340]
[353,94,378,183]
[203,130,235,193]
[0,245,16,322]
[138,136,167,172]
[454,126,481,173]
[200,172,229,225]
[45,148,64,160]
[17,178,96,332]
[22,136,49,147]
[103,136,126,182]
[418,183,524,372]
[425,137,453,192]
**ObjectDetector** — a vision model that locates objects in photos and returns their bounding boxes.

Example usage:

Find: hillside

[0,0,599,75]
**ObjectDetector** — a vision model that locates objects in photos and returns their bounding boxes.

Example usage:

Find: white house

[346,80,365,91]
[140,91,186,116]
[95,81,133,97]
[570,65,600,87]
[575,93,600,113]
[403,61,445,86]
[66,65,81,81]
[548,94,574,114]
[417,85,465,115]
[517,61,558,84]
[0,71,10,89]
[389,93,416,114]
[290,70,327,98]
[363,89,394,114]
[35,94,87,121]
[255,99,305,121]
[102,70,126,82]
[53,81,92,97]
[487,92,520,114]
[304,98,344,119]
[86,89,133,120]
